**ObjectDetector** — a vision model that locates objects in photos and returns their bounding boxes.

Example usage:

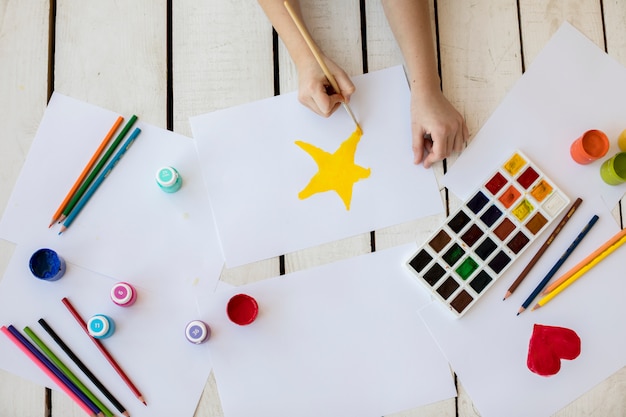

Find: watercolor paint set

[406,151,570,317]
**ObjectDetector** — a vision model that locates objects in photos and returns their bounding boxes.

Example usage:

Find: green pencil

[23,326,114,417]
[59,114,138,222]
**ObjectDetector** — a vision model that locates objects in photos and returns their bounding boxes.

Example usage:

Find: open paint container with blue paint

[29,248,66,281]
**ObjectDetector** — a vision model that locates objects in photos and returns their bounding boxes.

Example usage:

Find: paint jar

[227,294,259,325]
[110,282,137,307]
[618,128,626,152]
[600,152,626,185]
[185,320,211,344]
[155,166,182,193]
[570,129,609,164]
[88,314,116,339]
[29,248,66,281]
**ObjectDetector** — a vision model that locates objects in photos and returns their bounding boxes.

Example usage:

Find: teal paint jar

[156,166,183,193]
[88,314,116,339]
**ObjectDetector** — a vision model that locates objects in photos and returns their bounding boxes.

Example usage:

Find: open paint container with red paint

[227,294,258,325]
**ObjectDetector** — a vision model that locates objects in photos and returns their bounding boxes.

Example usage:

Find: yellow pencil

[532,233,626,310]
[283,0,360,130]
[542,226,626,295]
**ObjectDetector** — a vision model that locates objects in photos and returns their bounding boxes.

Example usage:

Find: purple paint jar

[185,320,210,344]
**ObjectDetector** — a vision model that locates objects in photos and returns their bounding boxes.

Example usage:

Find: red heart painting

[527,324,581,376]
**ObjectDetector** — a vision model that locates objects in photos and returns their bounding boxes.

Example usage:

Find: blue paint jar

[156,166,182,193]
[185,320,210,344]
[29,248,66,281]
[88,314,116,339]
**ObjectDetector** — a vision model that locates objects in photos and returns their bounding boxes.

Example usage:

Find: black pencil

[38,319,130,417]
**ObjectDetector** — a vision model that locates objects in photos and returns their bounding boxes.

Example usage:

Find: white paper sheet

[200,244,456,417]
[0,93,224,295]
[442,23,626,212]
[421,23,626,417]
[0,244,214,417]
[191,66,444,267]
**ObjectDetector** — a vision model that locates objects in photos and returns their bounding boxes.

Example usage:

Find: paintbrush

[283,0,361,130]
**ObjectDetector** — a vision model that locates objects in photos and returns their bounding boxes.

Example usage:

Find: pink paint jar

[110,282,138,307]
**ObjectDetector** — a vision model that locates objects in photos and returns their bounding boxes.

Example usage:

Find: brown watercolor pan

[406,151,570,318]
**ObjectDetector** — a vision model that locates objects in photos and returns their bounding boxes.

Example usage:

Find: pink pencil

[1,326,96,417]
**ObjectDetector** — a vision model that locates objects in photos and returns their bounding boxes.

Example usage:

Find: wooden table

[1,1,624,416]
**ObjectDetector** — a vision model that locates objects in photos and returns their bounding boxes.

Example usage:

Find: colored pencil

[49,116,123,227]
[59,115,138,223]
[503,197,582,300]
[24,326,114,417]
[38,319,130,417]
[533,230,626,311]
[62,297,147,405]
[542,225,626,295]
[517,214,598,315]
[1,326,100,417]
[283,0,360,129]
[59,127,141,234]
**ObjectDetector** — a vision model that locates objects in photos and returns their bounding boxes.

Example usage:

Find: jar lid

[88,315,113,338]
[111,282,135,305]
[156,167,179,187]
[185,320,210,344]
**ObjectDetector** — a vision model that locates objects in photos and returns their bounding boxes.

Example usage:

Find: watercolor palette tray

[406,151,570,317]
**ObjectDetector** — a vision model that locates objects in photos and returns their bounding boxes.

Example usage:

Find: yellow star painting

[295,126,371,210]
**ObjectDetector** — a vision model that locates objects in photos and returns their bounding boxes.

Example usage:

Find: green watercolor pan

[406,151,570,318]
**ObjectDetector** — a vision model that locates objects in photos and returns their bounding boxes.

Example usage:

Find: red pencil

[62,297,147,406]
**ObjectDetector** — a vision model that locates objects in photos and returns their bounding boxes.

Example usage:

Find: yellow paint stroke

[295,126,370,210]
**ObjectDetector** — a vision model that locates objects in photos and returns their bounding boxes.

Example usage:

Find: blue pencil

[59,127,141,234]
[517,214,599,315]
[6,325,103,416]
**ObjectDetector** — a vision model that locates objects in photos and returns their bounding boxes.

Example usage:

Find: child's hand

[296,55,355,117]
[411,89,468,168]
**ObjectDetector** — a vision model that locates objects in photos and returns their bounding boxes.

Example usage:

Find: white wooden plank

[278,0,363,95]
[603,0,626,228]
[172,0,275,137]
[54,0,168,128]
[276,0,372,273]
[519,0,605,65]
[0,0,50,415]
[517,3,625,417]
[172,1,277,416]
[437,1,522,416]
[51,1,168,415]
[370,0,448,254]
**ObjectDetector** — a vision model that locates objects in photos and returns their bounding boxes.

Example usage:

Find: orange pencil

[542,226,626,295]
[49,116,123,227]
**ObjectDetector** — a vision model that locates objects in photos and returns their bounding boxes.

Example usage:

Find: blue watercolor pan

[406,151,570,317]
